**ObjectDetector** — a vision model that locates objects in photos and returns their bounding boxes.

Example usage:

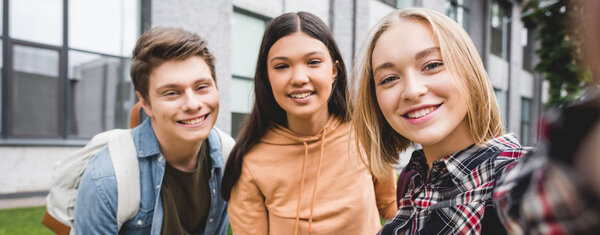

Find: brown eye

[163,90,179,96]
[274,64,289,70]
[308,59,322,65]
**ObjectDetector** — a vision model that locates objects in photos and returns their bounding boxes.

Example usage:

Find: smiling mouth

[288,92,314,99]
[403,104,441,119]
[177,114,209,125]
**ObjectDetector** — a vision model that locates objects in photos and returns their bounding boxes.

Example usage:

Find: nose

[401,72,428,102]
[290,66,309,86]
[182,89,203,112]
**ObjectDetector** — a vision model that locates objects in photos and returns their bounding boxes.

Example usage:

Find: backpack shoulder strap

[214,127,235,162]
[107,130,140,231]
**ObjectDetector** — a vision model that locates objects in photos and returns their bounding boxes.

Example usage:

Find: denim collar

[131,118,224,169]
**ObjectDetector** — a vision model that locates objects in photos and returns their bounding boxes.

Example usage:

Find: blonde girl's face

[371,19,470,151]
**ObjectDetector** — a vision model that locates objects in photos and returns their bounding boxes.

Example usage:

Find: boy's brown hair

[130,27,216,102]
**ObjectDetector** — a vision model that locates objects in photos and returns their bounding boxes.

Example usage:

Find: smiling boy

[74,27,230,235]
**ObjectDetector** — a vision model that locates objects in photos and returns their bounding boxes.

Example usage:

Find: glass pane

[458,7,469,32]
[68,50,135,137]
[491,0,510,59]
[520,98,531,146]
[522,28,535,71]
[232,112,249,139]
[11,45,60,137]
[396,0,414,8]
[521,98,531,122]
[10,0,63,46]
[231,76,254,113]
[232,12,266,78]
[70,0,139,56]
[0,40,2,134]
[494,88,507,128]
[0,2,2,36]
[379,0,397,7]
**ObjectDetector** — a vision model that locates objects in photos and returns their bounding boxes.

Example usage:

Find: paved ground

[0,192,47,210]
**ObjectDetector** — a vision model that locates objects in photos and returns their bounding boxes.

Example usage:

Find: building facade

[0,0,543,195]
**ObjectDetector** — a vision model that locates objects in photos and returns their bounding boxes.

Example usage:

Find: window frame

[230,8,269,138]
[490,0,512,60]
[520,97,532,146]
[446,0,470,31]
[0,0,140,145]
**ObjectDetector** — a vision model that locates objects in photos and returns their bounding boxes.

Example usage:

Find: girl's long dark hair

[221,12,349,201]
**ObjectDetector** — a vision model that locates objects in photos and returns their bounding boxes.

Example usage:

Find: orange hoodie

[228,116,397,235]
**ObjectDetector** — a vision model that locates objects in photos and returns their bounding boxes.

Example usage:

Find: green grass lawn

[0,205,231,234]
[0,206,375,234]
[0,206,52,235]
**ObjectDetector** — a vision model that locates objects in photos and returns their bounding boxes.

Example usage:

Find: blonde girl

[353,8,525,234]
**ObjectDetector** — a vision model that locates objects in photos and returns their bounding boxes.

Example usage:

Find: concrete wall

[507,3,523,135]
[0,146,78,194]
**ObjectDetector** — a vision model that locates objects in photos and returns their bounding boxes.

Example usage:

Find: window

[494,88,508,128]
[231,9,268,138]
[1,0,139,141]
[377,0,414,8]
[378,0,398,8]
[522,27,536,72]
[69,0,138,56]
[521,98,531,146]
[10,0,63,46]
[446,0,470,31]
[396,0,414,8]
[11,45,61,137]
[490,0,511,59]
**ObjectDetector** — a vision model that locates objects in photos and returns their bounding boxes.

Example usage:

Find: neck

[421,118,474,168]
[286,108,330,136]
[151,123,204,172]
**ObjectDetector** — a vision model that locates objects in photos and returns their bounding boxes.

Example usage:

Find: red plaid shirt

[380,134,525,235]
[494,94,600,235]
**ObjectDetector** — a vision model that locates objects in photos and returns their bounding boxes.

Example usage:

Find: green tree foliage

[522,0,592,107]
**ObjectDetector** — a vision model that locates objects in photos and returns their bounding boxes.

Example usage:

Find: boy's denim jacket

[74,118,228,235]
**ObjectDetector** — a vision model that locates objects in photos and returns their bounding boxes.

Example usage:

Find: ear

[332,60,339,82]
[136,91,154,118]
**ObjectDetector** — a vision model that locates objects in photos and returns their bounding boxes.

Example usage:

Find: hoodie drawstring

[308,129,326,232]
[293,128,327,235]
[294,141,309,235]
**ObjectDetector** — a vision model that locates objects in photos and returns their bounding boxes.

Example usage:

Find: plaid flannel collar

[407,133,522,185]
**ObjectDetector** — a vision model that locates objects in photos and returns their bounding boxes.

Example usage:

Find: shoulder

[77,148,118,211]
[79,148,118,202]
[86,148,117,181]
[480,134,528,173]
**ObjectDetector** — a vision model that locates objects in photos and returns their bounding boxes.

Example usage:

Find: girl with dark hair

[221,12,397,235]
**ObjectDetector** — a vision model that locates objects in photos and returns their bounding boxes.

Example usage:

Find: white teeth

[289,92,312,98]
[406,106,436,119]
[180,115,206,125]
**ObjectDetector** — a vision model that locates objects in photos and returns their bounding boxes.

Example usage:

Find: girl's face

[371,19,470,151]
[267,32,337,122]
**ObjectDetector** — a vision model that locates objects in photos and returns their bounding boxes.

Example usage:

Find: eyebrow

[415,46,440,60]
[269,51,326,63]
[372,62,396,76]
[372,46,441,75]
[155,77,213,91]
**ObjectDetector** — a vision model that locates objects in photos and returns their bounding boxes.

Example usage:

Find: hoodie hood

[261,115,343,145]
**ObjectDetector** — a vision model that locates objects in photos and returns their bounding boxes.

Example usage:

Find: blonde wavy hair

[352,8,504,179]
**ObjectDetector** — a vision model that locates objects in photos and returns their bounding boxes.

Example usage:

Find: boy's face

[139,56,219,145]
